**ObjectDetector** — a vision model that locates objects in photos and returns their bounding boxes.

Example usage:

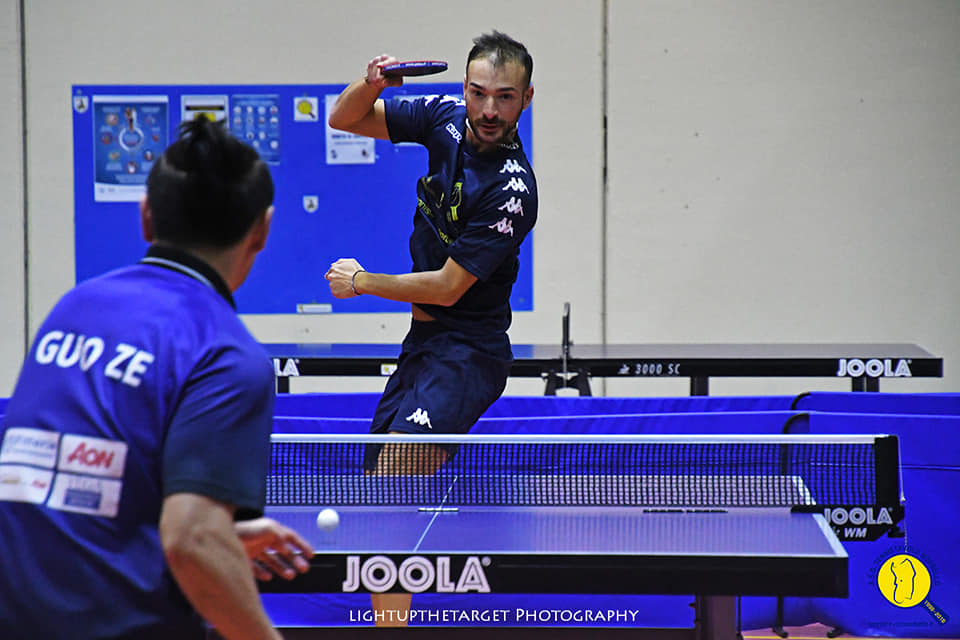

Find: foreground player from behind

[326,31,537,474]
[0,118,311,640]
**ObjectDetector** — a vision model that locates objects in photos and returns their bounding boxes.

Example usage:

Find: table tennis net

[266,434,900,508]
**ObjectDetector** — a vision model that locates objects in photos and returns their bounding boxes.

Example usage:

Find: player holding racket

[326,32,535,626]
[0,119,311,640]
[326,31,537,474]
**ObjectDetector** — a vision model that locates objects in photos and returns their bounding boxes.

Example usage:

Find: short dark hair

[467,30,533,87]
[146,118,274,249]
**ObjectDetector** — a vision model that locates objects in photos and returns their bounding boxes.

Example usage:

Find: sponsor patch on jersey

[46,472,122,518]
[0,464,55,504]
[58,434,128,479]
[0,427,60,468]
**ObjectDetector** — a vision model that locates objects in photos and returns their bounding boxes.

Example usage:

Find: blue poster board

[71,84,534,314]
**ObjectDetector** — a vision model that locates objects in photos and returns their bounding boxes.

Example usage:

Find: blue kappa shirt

[385,95,537,335]
[0,245,275,639]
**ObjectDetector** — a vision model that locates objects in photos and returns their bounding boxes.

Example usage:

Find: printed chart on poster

[71,84,534,314]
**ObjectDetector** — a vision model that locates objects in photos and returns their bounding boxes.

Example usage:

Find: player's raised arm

[328,55,402,140]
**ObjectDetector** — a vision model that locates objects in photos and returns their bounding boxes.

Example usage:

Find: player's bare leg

[369,435,448,626]
[375,440,449,475]
[370,593,414,627]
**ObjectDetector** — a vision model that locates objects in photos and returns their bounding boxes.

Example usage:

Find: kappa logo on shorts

[405,408,433,430]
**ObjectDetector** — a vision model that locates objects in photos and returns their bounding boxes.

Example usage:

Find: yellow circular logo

[877,554,932,607]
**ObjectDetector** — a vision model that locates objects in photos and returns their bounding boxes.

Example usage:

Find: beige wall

[604,0,960,395]
[3,0,957,397]
[0,0,25,394]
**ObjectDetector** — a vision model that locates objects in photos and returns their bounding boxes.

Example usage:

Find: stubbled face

[463,57,532,152]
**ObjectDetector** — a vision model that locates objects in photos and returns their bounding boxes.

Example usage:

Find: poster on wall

[72,84,534,315]
[90,95,169,203]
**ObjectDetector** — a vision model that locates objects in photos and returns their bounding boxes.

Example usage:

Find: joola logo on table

[824,506,893,527]
[835,358,912,378]
[342,555,491,593]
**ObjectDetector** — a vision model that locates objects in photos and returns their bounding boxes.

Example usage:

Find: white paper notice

[325,94,375,164]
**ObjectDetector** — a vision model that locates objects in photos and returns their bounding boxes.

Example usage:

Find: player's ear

[522,85,534,111]
[140,196,155,242]
[250,206,274,253]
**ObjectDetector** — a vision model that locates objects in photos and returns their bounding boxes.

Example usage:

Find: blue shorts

[363,320,512,470]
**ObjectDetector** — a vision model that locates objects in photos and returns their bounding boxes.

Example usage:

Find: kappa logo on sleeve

[499,159,527,174]
[501,177,529,194]
[498,197,525,216]
[488,217,515,237]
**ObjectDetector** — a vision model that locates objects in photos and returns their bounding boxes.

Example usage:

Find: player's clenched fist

[325,258,366,298]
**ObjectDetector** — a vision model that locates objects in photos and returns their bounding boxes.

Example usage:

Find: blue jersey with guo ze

[0,246,275,639]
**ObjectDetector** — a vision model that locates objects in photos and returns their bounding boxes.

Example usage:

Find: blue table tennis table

[262,505,846,639]
[264,341,942,396]
[254,433,898,640]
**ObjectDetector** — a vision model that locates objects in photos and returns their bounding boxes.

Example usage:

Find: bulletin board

[71,84,534,314]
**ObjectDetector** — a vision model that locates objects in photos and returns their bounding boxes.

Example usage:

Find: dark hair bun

[146,117,274,248]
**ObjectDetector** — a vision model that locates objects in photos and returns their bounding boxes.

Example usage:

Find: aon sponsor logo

[342,555,491,593]
[836,358,912,378]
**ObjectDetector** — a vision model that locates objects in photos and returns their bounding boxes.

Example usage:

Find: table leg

[694,595,740,640]
[850,376,879,392]
[690,377,709,396]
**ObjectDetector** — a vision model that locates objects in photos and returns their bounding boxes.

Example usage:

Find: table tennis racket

[382,60,448,77]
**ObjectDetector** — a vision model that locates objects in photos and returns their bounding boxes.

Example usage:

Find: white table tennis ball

[316,508,340,531]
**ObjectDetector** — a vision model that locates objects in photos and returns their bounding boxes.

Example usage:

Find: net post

[873,435,902,505]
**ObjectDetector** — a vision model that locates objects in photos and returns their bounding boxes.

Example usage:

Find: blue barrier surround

[273,392,800,419]
[263,392,959,636]
[799,411,960,637]
[793,391,960,415]
[3,392,957,635]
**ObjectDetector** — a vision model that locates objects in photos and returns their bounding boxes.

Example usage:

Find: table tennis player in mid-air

[325,32,536,626]
[325,30,537,476]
